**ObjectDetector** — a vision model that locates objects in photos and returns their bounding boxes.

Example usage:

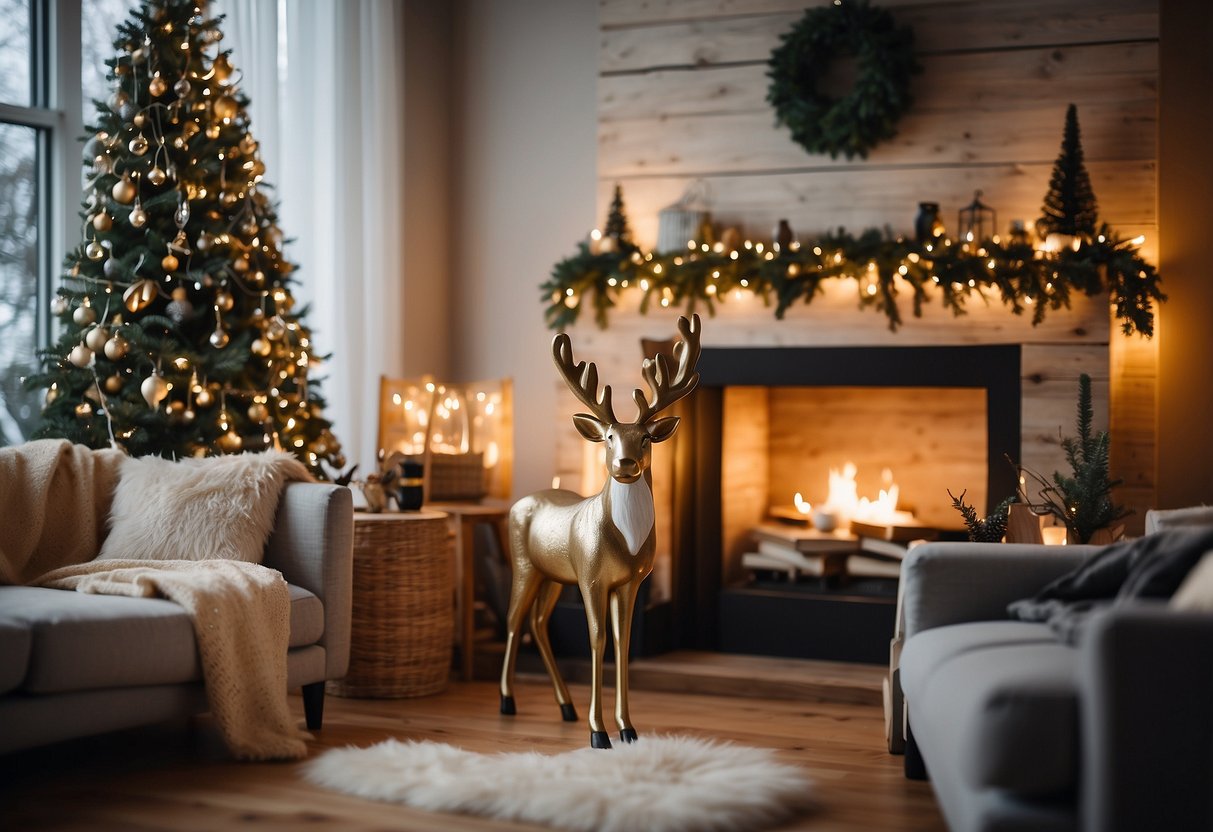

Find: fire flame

[815,462,914,527]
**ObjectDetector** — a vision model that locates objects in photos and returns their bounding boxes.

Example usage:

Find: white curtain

[223,0,406,474]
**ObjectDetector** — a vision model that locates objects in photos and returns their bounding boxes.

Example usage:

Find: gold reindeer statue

[500,314,702,749]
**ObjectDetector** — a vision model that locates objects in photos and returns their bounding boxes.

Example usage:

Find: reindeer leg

[500,567,542,716]
[531,579,577,722]
[580,581,612,749]
[610,582,641,743]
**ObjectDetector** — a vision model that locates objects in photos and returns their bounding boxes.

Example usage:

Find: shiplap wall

[587,0,1158,533]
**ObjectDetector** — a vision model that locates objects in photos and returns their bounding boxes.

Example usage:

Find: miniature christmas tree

[1038,104,1099,239]
[604,184,631,244]
[948,489,1014,543]
[25,0,342,476]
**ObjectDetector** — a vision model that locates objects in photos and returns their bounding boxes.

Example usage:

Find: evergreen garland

[1038,104,1099,238]
[949,489,1015,543]
[1015,373,1130,544]
[542,224,1164,336]
[766,0,918,159]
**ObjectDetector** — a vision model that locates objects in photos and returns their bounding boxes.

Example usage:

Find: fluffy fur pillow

[97,451,312,563]
[1172,551,1213,612]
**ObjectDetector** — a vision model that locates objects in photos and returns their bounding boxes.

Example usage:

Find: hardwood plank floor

[0,680,944,831]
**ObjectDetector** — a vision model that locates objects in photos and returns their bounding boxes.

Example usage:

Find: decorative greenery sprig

[542,224,1164,336]
[949,489,1015,543]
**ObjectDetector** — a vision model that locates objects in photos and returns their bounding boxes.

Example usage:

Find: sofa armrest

[901,542,1098,639]
[1079,604,1213,832]
[263,482,354,679]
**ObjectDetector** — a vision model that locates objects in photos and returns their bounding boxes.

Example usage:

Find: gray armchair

[895,542,1213,832]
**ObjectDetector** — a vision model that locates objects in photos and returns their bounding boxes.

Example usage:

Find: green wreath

[767,0,918,160]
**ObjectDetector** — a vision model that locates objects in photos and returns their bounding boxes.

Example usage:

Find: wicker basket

[328,512,453,698]
[428,452,487,501]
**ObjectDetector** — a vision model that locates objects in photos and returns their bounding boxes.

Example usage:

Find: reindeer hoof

[500,695,516,715]
[620,728,638,743]
[590,731,612,749]
[560,703,578,722]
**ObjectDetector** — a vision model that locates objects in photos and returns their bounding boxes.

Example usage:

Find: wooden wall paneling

[721,386,770,584]
[1109,327,1158,535]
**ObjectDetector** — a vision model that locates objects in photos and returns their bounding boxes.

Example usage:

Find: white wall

[450,0,599,498]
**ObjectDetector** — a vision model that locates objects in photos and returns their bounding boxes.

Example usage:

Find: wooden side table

[426,502,510,681]
[328,510,452,698]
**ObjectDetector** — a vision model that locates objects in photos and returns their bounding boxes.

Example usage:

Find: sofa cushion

[2,584,324,694]
[902,622,1079,797]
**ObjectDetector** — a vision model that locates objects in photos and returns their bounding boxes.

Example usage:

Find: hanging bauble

[251,306,265,322]
[196,233,212,252]
[73,303,96,326]
[147,166,167,187]
[85,241,106,260]
[250,337,271,358]
[85,326,110,352]
[129,205,148,228]
[75,402,93,419]
[166,287,193,323]
[132,111,146,129]
[213,95,238,121]
[195,388,214,408]
[103,256,122,279]
[161,253,180,272]
[123,279,158,312]
[247,402,270,423]
[104,334,129,361]
[148,74,167,98]
[232,257,249,274]
[212,54,232,84]
[265,315,288,341]
[205,123,221,139]
[141,371,169,408]
[92,212,113,232]
[209,327,230,349]
[112,176,136,204]
[104,374,124,394]
[69,344,94,368]
[216,430,243,453]
[174,198,190,228]
[214,289,234,312]
[51,295,69,315]
[108,90,129,114]
[128,134,149,156]
[173,78,192,98]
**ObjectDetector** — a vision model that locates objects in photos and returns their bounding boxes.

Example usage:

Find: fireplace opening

[670,345,1022,662]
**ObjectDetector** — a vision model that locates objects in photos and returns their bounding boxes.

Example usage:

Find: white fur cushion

[97,451,311,563]
[1172,551,1213,612]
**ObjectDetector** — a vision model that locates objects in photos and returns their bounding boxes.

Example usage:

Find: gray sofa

[897,541,1213,832]
[0,482,353,755]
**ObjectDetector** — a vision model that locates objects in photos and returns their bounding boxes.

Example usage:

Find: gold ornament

[232,257,249,274]
[209,327,230,349]
[51,295,69,315]
[216,429,243,453]
[161,253,179,272]
[73,303,96,326]
[205,123,221,139]
[75,402,93,419]
[499,314,702,749]
[173,78,192,97]
[84,385,101,403]
[265,315,287,341]
[92,212,112,232]
[213,95,237,121]
[123,279,157,312]
[85,241,106,260]
[104,334,129,361]
[212,55,232,83]
[250,337,271,357]
[112,176,136,204]
[132,111,146,128]
[214,289,234,312]
[128,134,149,156]
[104,374,124,393]
[247,402,269,422]
[149,74,167,97]
[129,205,148,228]
[141,372,169,408]
[69,344,94,368]
[147,166,167,186]
[85,326,109,351]
[195,388,214,408]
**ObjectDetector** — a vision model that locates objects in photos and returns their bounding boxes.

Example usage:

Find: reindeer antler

[552,333,617,423]
[633,314,702,424]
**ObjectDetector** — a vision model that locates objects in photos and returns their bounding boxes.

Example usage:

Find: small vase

[360,481,387,513]
[394,461,425,511]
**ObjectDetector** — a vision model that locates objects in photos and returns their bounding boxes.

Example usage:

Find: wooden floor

[0,678,945,831]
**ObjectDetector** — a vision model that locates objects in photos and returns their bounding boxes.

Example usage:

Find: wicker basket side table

[327,510,452,698]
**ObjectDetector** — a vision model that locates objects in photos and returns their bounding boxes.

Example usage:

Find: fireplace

[666,344,1021,659]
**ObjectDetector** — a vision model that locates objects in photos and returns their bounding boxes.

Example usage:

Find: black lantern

[958,190,997,244]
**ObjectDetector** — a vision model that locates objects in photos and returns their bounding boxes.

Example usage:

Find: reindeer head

[553,314,702,484]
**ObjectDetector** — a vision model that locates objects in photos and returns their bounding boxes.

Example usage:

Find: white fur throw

[304,735,815,832]
[97,451,310,563]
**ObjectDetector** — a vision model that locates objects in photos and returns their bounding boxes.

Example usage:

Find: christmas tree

[604,184,631,244]
[26,0,343,476]
[1038,104,1099,239]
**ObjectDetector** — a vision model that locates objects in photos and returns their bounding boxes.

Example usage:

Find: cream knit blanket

[34,558,309,761]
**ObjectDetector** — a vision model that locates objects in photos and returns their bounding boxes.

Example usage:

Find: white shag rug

[303,735,815,832]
